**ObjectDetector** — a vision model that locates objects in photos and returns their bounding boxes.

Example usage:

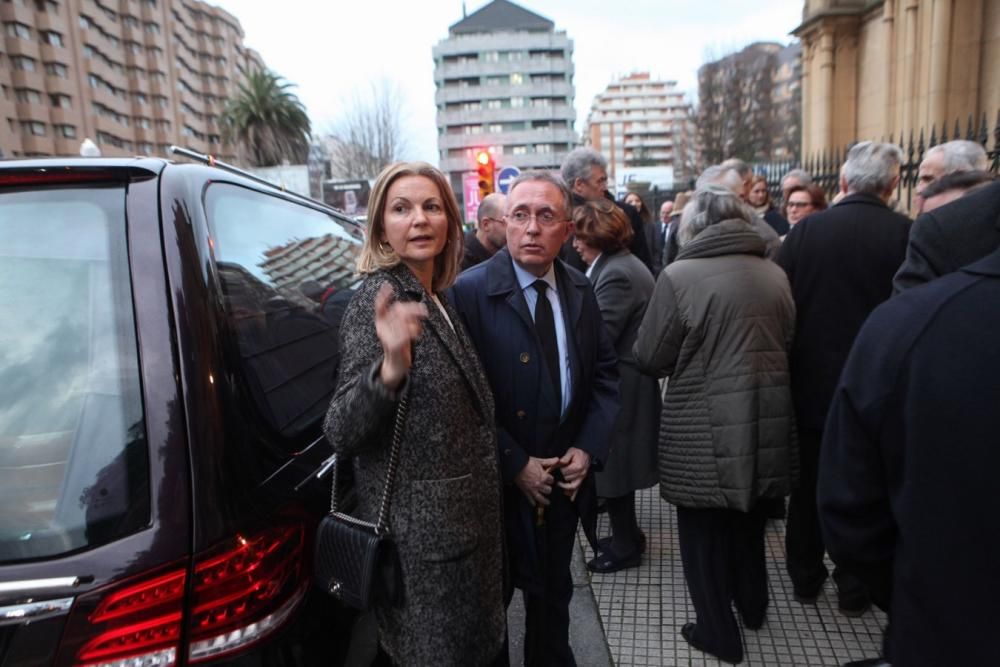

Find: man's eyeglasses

[506,210,565,227]
[786,201,813,209]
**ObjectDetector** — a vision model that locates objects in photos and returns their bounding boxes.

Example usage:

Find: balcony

[438,127,578,150]
[440,150,571,175]
[435,80,574,105]
[433,31,572,58]
[438,104,575,126]
[435,58,573,81]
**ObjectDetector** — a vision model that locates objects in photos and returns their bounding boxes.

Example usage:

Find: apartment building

[587,73,696,188]
[433,0,577,199]
[0,0,263,160]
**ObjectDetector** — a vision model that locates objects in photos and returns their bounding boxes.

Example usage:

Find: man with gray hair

[781,168,813,204]
[461,192,507,271]
[915,140,989,213]
[560,147,654,273]
[697,164,782,255]
[776,141,911,618]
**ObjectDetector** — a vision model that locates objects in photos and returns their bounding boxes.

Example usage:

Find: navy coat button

[504,448,512,456]
[516,410,526,419]
[519,352,530,363]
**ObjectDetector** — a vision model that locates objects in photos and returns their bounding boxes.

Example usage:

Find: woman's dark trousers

[676,504,769,663]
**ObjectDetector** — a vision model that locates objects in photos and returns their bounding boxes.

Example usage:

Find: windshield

[0,184,149,563]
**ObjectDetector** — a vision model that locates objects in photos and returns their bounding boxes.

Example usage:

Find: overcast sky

[213,0,803,165]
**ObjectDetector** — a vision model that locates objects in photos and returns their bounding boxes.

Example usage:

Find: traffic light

[476,150,495,199]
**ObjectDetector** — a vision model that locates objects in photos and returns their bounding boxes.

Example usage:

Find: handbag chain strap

[329,381,410,536]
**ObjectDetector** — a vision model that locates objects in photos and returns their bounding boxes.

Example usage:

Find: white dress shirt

[512,259,572,417]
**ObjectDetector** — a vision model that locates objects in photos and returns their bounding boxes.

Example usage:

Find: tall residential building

[0,0,264,160]
[697,41,802,165]
[586,73,696,188]
[433,0,577,201]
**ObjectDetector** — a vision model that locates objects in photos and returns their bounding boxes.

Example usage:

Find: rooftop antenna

[462,0,466,17]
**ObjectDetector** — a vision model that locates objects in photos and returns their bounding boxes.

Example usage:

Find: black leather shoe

[586,545,641,573]
[596,530,647,554]
[843,658,890,667]
[681,622,743,664]
[838,593,872,617]
[793,586,821,604]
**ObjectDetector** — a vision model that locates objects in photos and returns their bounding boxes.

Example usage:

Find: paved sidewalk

[586,487,887,666]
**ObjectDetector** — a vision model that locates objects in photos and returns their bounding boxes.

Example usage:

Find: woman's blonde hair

[356,161,464,291]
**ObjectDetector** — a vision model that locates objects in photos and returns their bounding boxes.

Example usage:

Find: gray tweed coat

[323,263,505,666]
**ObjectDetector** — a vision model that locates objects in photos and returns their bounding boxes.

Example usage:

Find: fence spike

[928,123,937,148]
[979,112,989,146]
[917,128,925,159]
[954,118,962,140]
[966,114,975,140]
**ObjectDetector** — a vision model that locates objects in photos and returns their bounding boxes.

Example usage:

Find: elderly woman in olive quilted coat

[323,162,505,666]
[634,184,797,665]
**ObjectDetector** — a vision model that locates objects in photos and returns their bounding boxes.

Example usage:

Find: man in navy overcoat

[450,171,619,666]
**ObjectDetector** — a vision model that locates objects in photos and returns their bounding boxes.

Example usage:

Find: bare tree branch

[328,80,408,179]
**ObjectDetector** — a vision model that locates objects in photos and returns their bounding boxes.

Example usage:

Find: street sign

[497,166,521,194]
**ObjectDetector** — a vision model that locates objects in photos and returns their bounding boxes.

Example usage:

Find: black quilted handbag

[313,383,408,611]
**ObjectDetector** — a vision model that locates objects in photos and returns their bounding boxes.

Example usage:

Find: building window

[486,99,502,109]
[512,146,527,155]
[11,56,36,71]
[20,120,46,136]
[510,97,525,108]
[15,88,43,104]
[4,22,32,39]
[40,30,63,46]
[488,124,503,133]
[55,124,76,138]
[510,73,524,85]
[44,62,68,78]
[482,51,499,63]
[49,93,71,108]
[143,22,159,34]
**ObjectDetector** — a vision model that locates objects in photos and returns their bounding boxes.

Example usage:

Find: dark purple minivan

[0,158,361,666]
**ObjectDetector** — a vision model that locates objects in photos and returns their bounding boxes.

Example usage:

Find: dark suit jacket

[460,229,492,271]
[776,193,910,431]
[819,245,1000,666]
[893,180,1000,293]
[449,248,620,589]
[644,220,667,276]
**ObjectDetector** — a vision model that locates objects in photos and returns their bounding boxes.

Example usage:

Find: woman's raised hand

[375,282,428,390]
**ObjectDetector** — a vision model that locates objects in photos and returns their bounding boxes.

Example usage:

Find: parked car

[0,156,362,666]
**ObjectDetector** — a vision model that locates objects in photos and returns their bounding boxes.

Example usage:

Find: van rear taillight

[0,170,118,187]
[71,563,187,667]
[187,524,307,662]
[60,523,308,667]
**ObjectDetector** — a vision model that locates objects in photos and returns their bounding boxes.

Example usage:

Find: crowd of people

[321,138,998,666]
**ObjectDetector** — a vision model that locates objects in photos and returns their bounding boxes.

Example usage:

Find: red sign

[463,172,481,224]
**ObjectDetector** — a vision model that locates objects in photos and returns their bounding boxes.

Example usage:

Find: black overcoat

[819,246,1000,666]
[776,193,910,430]
[893,180,1000,292]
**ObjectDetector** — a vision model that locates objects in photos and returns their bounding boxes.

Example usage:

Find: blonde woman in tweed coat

[323,162,506,666]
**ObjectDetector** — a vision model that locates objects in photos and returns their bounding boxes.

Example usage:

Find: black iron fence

[753,110,1000,211]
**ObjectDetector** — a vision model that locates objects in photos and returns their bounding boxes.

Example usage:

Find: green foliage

[221,69,311,167]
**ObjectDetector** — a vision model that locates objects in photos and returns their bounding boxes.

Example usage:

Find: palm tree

[221,69,311,167]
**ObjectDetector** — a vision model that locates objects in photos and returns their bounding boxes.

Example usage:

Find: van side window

[205,185,361,438]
